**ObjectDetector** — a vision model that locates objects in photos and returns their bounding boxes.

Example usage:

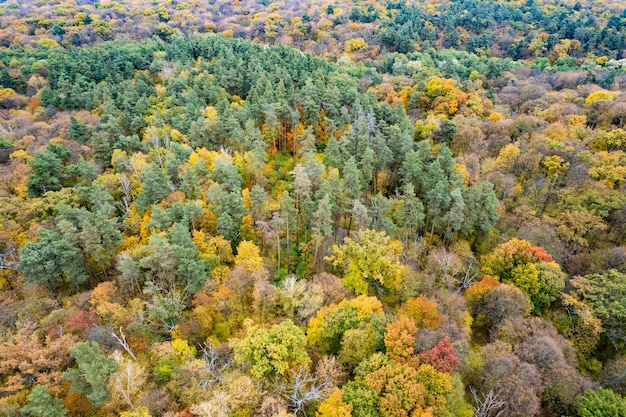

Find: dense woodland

[1,0,626,416]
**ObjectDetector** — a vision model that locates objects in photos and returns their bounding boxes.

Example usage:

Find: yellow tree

[235,241,264,273]
[325,229,407,296]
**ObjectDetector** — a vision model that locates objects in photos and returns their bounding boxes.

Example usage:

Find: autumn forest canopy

[1,0,626,416]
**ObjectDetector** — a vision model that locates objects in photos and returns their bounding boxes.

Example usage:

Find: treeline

[1,0,626,63]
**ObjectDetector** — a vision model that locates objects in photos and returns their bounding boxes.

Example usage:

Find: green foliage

[1,8,625,417]
[63,341,118,408]
[571,270,626,350]
[482,239,565,311]
[17,228,88,291]
[326,229,407,296]
[231,319,310,378]
[308,295,385,357]
[577,388,626,417]
[21,385,67,417]
[0,137,13,150]
[68,116,90,143]
[26,143,71,197]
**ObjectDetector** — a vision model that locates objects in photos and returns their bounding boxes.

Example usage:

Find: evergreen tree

[18,229,88,291]
[26,143,71,197]
[64,342,118,408]
[21,385,67,417]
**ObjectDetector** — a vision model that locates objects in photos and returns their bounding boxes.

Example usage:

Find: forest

[0,0,626,416]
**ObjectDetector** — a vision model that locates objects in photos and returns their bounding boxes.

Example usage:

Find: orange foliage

[62,389,92,415]
[384,315,418,361]
[464,276,500,303]
[27,96,40,110]
[528,245,553,262]
[397,295,441,330]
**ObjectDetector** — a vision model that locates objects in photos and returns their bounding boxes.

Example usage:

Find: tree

[577,388,626,417]
[462,181,499,240]
[326,229,407,296]
[68,116,90,143]
[109,353,146,410]
[120,407,152,417]
[257,212,284,273]
[395,184,425,247]
[570,270,626,350]
[231,319,310,379]
[135,164,170,211]
[342,157,363,201]
[465,281,532,337]
[280,191,297,273]
[466,342,542,417]
[348,354,452,417]
[21,384,67,417]
[64,341,119,408]
[482,239,564,311]
[18,228,88,291]
[235,240,265,273]
[312,194,334,270]
[26,143,71,197]
[384,315,418,361]
[307,295,385,356]
[316,388,352,417]
[416,337,461,374]
[397,295,442,330]
[0,321,77,394]
[275,365,334,416]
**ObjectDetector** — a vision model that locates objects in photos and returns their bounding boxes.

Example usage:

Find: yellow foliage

[38,38,61,48]
[235,240,264,272]
[454,163,470,186]
[0,88,17,99]
[420,77,469,117]
[345,38,369,53]
[326,230,407,295]
[242,188,251,210]
[308,295,383,346]
[9,149,31,163]
[316,388,352,417]
[120,407,152,417]
[542,155,569,177]
[595,56,609,65]
[171,338,196,357]
[495,144,521,170]
[155,84,167,96]
[569,114,586,126]
[544,122,567,141]
[585,90,617,105]
[204,105,218,119]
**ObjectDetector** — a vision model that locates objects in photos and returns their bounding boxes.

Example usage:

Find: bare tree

[199,343,234,389]
[191,390,231,417]
[277,275,305,320]
[471,387,506,417]
[275,365,333,416]
[111,327,136,361]
[257,212,283,271]
[460,258,478,290]
[109,351,146,410]
[431,247,462,292]
[431,247,479,292]
[119,175,132,213]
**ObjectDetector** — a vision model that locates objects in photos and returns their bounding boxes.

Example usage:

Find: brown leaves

[0,321,77,394]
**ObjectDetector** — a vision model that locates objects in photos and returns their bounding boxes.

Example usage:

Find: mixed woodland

[1,0,626,416]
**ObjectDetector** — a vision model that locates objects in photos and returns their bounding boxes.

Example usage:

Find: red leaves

[416,337,461,374]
